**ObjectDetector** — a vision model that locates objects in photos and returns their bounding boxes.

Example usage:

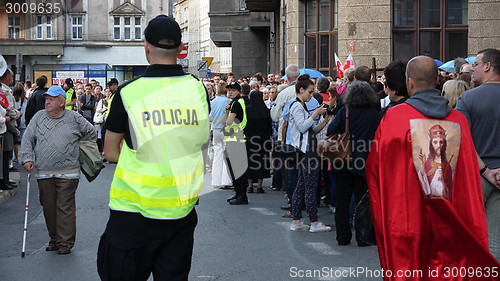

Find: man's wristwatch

[480,166,488,175]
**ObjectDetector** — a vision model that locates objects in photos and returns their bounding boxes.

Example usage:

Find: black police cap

[144,15,181,50]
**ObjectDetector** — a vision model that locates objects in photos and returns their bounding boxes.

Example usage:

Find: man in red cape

[366,56,500,280]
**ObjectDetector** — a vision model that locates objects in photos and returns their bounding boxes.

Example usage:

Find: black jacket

[25,87,47,126]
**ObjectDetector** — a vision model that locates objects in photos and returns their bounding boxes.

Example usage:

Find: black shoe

[338,241,351,246]
[9,167,18,172]
[281,204,291,210]
[256,188,265,194]
[226,195,237,202]
[247,187,254,193]
[229,196,248,205]
[9,180,17,185]
[1,185,14,190]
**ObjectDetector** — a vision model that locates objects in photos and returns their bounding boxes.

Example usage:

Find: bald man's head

[406,56,438,96]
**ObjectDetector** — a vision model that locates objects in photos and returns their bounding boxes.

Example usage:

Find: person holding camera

[287,74,331,232]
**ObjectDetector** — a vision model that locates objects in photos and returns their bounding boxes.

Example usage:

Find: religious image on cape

[410,119,461,201]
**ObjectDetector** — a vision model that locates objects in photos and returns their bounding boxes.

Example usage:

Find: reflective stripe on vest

[65,88,74,110]
[224,98,247,142]
[109,75,209,219]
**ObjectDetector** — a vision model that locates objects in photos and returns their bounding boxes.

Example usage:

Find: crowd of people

[207,49,500,277]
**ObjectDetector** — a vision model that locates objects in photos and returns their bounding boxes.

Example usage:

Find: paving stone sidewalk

[0,172,22,205]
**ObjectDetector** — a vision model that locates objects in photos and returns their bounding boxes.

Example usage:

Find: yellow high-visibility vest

[223,97,247,142]
[65,88,75,110]
[109,75,209,219]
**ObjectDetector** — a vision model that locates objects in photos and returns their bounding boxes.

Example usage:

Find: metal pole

[21,173,31,258]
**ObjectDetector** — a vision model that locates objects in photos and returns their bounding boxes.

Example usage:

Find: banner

[52,71,88,86]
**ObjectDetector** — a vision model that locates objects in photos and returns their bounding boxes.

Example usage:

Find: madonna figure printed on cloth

[421,124,453,200]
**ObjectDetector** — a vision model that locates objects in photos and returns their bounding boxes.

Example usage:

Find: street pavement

[0,163,382,281]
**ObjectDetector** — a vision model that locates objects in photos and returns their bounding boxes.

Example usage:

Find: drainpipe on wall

[280,0,286,74]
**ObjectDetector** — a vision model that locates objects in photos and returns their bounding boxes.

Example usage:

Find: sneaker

[290,222,309,231]
[282,211,292,218]
[309,222,331,233]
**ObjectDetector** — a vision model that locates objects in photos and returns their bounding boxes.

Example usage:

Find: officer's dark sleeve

[105,92,127,134]
[230,100,243,122]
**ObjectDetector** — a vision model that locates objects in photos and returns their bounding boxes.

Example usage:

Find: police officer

[63,78,77,110]
[97,15,210,281]
[222,82,249,205]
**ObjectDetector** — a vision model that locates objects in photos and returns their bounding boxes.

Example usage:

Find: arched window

[393,0,468,61]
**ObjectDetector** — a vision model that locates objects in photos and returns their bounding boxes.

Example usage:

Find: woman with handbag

[93,88,108,153]
[288,74,332,232]
[326,81,380,246]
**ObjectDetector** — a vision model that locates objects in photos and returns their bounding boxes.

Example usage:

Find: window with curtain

[393,0,468,62]
[305,0,338,77]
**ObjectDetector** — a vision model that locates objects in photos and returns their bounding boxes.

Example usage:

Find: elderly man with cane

[20,85,96,255]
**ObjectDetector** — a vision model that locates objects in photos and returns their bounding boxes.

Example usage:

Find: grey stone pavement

[0,163,382,281]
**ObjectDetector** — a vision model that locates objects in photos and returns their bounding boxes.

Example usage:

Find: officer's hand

[24,162,34,173]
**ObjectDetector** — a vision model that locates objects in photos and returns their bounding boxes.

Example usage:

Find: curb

[0,171,22,206]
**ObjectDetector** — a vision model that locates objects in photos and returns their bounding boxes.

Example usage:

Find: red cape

[366,104,499,281]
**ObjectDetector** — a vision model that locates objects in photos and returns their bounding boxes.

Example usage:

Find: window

[36,16,52,40]
[113,16,142,40]
[114,17,120,40]
[72,16,83,40]
[135,17,141,40]
[392,0,468,62]
[239,0,246,10]
[124,17,131,40]
[46,16,52,39]
[8,17,21,39]
[305,0,338,77]
[36,16,43,39]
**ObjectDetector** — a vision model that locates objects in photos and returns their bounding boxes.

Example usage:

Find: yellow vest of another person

[65,88,74,110]
[224,97,247,142]
[105,93,114,120]
[109,75,209,219]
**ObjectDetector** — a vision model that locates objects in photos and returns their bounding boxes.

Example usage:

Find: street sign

[177,45,188,59]
[197,60,208,71]
[198,70,207,78]
[202,57,214,68]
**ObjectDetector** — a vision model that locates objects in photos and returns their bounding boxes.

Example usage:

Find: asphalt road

[0,163,382,281]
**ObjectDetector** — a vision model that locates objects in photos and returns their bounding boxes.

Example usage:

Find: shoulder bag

[355,191,377,245]
[317,106,352,164]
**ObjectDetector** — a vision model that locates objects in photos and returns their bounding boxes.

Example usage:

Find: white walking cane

[21,173,31,258]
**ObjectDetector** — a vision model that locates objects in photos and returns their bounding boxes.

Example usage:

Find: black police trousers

[97,209,197,281]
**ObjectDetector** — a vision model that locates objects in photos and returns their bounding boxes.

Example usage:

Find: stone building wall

[468,0,500,56]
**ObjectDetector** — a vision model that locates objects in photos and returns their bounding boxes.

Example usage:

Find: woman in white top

[287,74,332,232]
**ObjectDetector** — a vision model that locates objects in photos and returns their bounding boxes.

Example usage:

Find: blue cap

[44,85,66,99]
